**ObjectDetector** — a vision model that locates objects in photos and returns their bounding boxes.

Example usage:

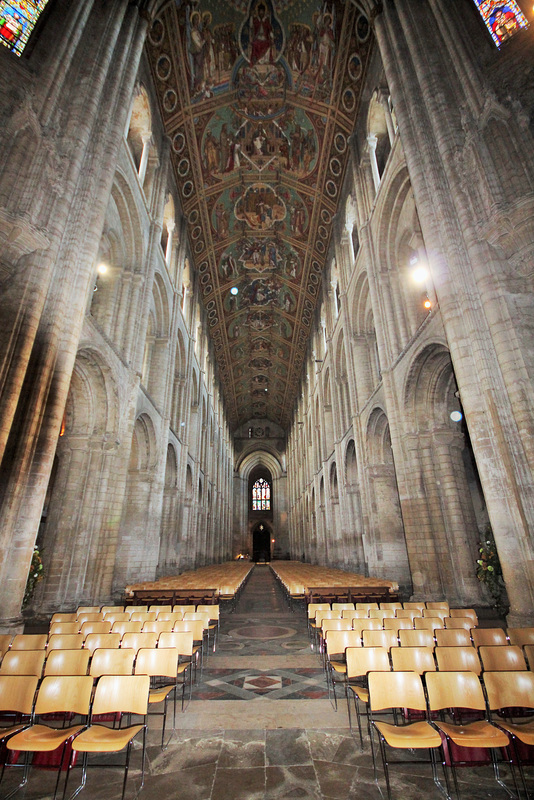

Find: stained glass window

[252,477,271,511]
[472,1,528,47]
[0,0,49,57]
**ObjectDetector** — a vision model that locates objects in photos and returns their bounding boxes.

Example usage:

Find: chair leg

[2,751,31,800]
[377,733,393,800]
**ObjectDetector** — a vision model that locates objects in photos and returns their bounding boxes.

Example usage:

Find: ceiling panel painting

[147,0,373,430]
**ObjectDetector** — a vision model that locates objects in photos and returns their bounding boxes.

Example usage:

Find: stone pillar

[367,134,381,194]
[137,133,152,187]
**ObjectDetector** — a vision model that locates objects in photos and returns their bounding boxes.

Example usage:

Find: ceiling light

[450,410,463,422]
[230,286,238,295]
[424,297,432,309]
[411,265,429,284]
[97,263,108,275]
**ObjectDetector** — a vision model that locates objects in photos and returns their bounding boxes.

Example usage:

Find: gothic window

[252,477,271,511]
[472,1,528,47]
[0,0,49,56]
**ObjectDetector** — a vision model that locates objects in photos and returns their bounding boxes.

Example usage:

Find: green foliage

[476,531,507,617]
[23,547,44,609]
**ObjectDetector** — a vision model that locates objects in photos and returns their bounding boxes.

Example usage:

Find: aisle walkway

[5,566,518,799]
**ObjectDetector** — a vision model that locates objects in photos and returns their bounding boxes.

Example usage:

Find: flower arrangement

[476,530,507,617]
[23,547,44,609]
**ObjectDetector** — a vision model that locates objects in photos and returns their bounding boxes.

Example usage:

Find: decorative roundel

[207,307,218,320]
[329,157,342,177]
[182,181,194,198]
[316,240,325,253]
[206,299,216,310]
[321,208,332,224]
[334,132,347,153]
[342,87,356,114]
[163,89,177,113]
[156,55,171,81]
[312,260,321,273]
[199,261,209,273]
[347,53,362,83]
[188,208,199,224]
[304,298,313,311]
[194,240,205,254]
[318,225,328,239]
[356,13,370,43]
[149,18,164,46]
[191,225,202,240]
[200,272,211,285]
[308,282,317,295]
[325,179,338,198]
[309,272,319,285]
[208,307,218,320]
[173,132,186,154]
[178,158,190,177]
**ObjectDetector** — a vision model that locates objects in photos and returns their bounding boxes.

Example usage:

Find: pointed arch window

[0,1,50,57]
[252,477,271,511]
[472,1,528,47]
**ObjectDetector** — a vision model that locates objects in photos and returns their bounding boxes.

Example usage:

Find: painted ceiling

[147,0,373,431]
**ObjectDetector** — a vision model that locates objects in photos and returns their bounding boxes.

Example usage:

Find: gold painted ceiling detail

[147,0,372,430]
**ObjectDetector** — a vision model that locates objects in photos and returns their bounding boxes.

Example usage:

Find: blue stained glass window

[0,0,49,57]
[252,478,271,511]
[472,1,529,47]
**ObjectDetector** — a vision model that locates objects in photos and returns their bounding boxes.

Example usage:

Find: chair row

[308,603,478,626]
[0,673,156,800]
[50,603,219,624]
[351,668,533,800]
[309,600,455,614]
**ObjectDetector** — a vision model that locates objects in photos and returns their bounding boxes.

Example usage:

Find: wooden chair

[395,609,419,624]
[102,612,130,625]
[50,613,77,624]
[479,645,527,672]
[158,631,195,702]
[356,602,379,612]
[79,621,111,637]
[48,622,80,636]
[443,617,473,632]
[135,648,183,748]
[141,620,174,635]
[65,674,150,800]
[380,603,403,612]
[173,605,197,615]
[425,671,516,799]
[367,671,447,800]
[484,670,534,800]
[76,612,103,625]
[332,603,355,612]
[402,602,425,614]
[343,608,368,619]
[507,628,534,648]
[434,646,482,675]
[324,629,362,709]
[449,608,478,626]
[125,605,148,617]
[362,629,399,650]
[524,644,534,670]
[5,675,92,800]
[426,601,450,612]
[83,633,121,653]
[0,650,46,677]
[129,611,157,622]
[110,620,143,636]
[398,629,434,648]
[76,606,101,615]
[0,675,39,786]
[89,648,136,678]
[435,628,472,648]
[47,634,85,651]
[120,632,158,652]
[369,609,395,621]
[471,628,508,648]
[148,605,172,615]
[383,618,413,632]
[101,606,124,616]
[10,635,47,651]
[44,649,91,676]
[345,647,390,749]
[390,646,435,675]
[414,617,443,634]
[357,618,383,632]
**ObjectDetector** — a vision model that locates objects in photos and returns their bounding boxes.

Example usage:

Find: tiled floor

[2,565,527,799]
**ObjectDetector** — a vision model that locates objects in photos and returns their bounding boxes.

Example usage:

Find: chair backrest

[380,603,403,611]
[321,619,352,636]
[398,629,434,648]
[414,617,443,632]
[158,631,194,656]
[34,674,93,716]
[183,612,211,628]
[101,606,125,616]
[130,612,157,622]
[315,611,342,627]
[121,632,158,651]
[403,602,426,613]
[0,634,13,653]
[149,605,173,615]
[173,605,197,615]
[83,633,121,653]
[77,606,101,615]
[355,602,379,611]
[479,645,527,672]
[395,609,418,622]
[434,646,481,675]
[47,634,85,651]
[524,644,534,669]
[76,612,103,625]
[48,622,80,636]
[426,670,486,712]
[0,674,39,714]
[91,674,150,716]
[506,627,534,647]
[142,620,174,635]
[89,648,136,677]
[173,620,204,641]
[345,646,391,681]
[471,627,508,648]
[50,613,77,624]
[125,605,148,616]
[391,646,435,675]
[358,618,383,631]
[435,628,472,648]
[197,604,220,620]
[362,629,399,649]
[422,609,448,622]
[444,617,472,631]
[111,621,143,636]
[80,621,112,637]
[332,603,355,611]
[103,612,130,624]
[44,649,91,676]
[11,634,48,651]
[426,601,450,612]
[325,629,362,656]
[368,670,427,712]
[135,648,179,679]
[156,612,183,623]
[0,649,46,677]
[484,670,534,713]
[369,609,395,620]
[450,608,478,626]
[384,618,413,631]
[345,609,368,619]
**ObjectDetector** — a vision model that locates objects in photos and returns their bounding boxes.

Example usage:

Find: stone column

[367,134,381,194]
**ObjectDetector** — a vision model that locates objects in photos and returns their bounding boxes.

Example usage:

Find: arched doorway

[252,522,271,562]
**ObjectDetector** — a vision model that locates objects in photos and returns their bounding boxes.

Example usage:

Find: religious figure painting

[239,0,284,66]
[235,183,286,230]
[184,5,239,101]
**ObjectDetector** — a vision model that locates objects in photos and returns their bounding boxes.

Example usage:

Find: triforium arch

[236,449,286,562]
[400,341,488,606]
